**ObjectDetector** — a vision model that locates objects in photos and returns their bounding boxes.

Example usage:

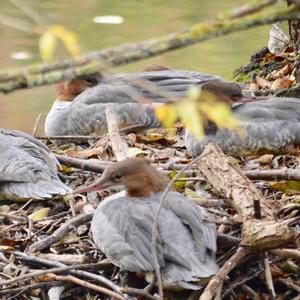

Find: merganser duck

[185,97,300,157]
[0,128,71,200]
[45,70,242,141]
[76,158,218,290]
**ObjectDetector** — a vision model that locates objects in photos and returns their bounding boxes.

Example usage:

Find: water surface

[0,0,274,133]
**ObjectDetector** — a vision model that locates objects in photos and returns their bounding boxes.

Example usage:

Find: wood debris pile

[234,45,300,97]
[0,126,299,300]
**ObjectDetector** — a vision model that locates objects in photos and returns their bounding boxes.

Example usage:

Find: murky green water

[0,0,274,133]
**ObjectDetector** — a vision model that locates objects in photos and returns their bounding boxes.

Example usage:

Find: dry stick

[37,135,104,140]
[35,124,146,141]
[252,194,276,299]
[196,144,296,300]
[199,247,248,300]
[105,104,128,161]
[222,268,263,298]
[0,265,85,287]
[227,0,278,19]
[48,274,125,300]
[151,155,206,300]
[0,2,298,93]
[56,153,300,181]
[0,260,111,287]
[264,253,276,299]
[28,212,93,253]
[0,281,65,296]
[270,248,300,261]
[32,113,41,137]
[121,287,158,300]
[6,251,123,294]
[245,168,300,181]
[55,154,108,173]
[276,277,300,293]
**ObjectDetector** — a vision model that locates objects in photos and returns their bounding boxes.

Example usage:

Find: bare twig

[0,4,299,93]
[4,251,123,294]
[0,281,65,296]
[28,212,93,253]
[105,104,128,161]
[0,260,110,287]
[264,253,276,299]
[226,0,278,20]
[245,168,300,181]
[270,248,300,261]
[47,274,125,300]
[55,153,300,183]
[32,113,41,136]
[121,287,158,300]
[222,268,262,297]
[199,247,248,300]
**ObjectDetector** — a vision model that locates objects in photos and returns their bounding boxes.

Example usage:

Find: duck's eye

[113,174,123,181]
[231,93,242,101]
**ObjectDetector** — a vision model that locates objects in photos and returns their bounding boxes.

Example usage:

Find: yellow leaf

[200,101,241,131]
[155,104,178,128]
[187,85,201,101]
[50,25,81,59]
[29,207,51,221]
[0,245,14,250]
[270,181,300,194]
[177,99,204,140]
[126,147,146,157]
[55,232,80,245]
[39,31,57,62]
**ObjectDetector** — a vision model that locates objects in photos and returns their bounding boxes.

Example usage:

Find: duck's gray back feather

[0,129,71,200]
[91,191,218,289]
[186,98,300,157]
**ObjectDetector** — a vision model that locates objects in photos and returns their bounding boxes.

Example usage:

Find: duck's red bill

[74,180,108,194]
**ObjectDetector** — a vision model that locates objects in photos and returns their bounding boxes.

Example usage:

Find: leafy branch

[0,1,298,93]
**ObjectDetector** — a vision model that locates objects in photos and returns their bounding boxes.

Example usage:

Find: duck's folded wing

[186,119,300,157]
[91,196,165,272]
[0,172,26,183]
[165,192,217,257]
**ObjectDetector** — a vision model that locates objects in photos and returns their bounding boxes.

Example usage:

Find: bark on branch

[196,144,297,251]
[196,144,297,300]
[0,5,299,93]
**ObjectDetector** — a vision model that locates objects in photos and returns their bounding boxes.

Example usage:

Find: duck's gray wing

[164,192,217,256]
[234,98,300,121]
[0,133,70,200]
[91,196,165,272]
[75,70,221,106]
[185,119,300,157]
[0,172,26,183]
[92,194,218,289]
[0,128,59,170]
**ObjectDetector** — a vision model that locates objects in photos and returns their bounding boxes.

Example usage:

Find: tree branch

[0,5,299,93]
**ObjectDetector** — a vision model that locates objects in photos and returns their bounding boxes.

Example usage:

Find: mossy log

[0,5,299,93]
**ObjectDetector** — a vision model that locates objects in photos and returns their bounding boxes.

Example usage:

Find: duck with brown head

[76,158,218,290]
[185,95,300,157]
[45,69,241,143]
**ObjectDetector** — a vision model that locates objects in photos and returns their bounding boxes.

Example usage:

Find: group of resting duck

[1,66,300,290]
